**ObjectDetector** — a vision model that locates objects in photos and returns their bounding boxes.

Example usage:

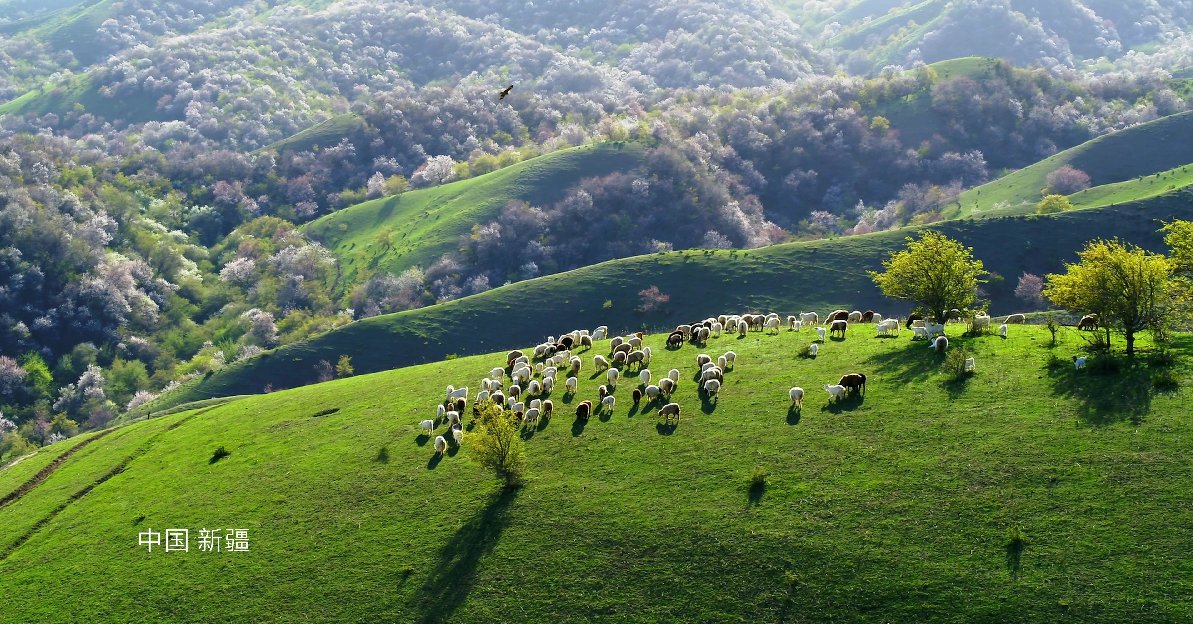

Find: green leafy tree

[1163,220,1193,278]
[869,231,988,324]
[335,355,354,378]
[467,400,527,489]
[1037,194,1072,214]
[1043,239,1173,356]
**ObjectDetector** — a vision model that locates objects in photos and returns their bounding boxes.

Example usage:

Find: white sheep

[527,380,542,396]
[419,419,436,436]
[668,368,681,382]
[434,435,448,454]
[765,317,781,334]
[593,326,608,340]
[524,408,540,427]
[711,322,723,337]
[824,384,846,402]
[964,357,975,372]
[789,387,804,407]
[543,376,555,394]
[1074,356,1087,370]
[659,378,676,396]
[476,390,490,404]
[800,312,819,325]
[738,320,748,336]
[700,366,722,383]
[645,384,661,399]
[452,427,463,445]
[723,351,737,368]
[602,395,616,412]
[973,314,991,329]
[998,323,1008,338]
[787,315,799,330]
[445,410,461,426]
[703,378,721,397]
[717,355,727,370]
[816,327,827,342]
[607,368,619,386]
[513,401,525,414]
[489,367,504,380]
[436,404,446,419]
[911,326,929,340]
[931,336,949,352]
[643,346,652,365]
[594,355,610,371]
[530,398,542,410]
[808,343,819,357]
[565,376,578,393]
[848,311,863,323]
[640,369,651,385]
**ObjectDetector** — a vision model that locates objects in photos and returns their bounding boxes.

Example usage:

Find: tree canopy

[868,231,987,323]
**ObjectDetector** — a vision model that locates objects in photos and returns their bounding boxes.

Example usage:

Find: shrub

[942,347,974,380]
[1045,353,1068,371]
[468,400,528,489]
[209,446,231,464]
[602,299,614,310]
[1087,355,1122,375]
[637,285,670,313]
[797,344,815,358]
[1045,313,1060,346]
[1146,350,1176,368]
[1037,194,1072,214]
[748,467,768,502]
[1153,370,1179,391]
[335,354,354,377]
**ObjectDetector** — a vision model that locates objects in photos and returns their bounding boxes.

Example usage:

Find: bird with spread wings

[498,85,514,100]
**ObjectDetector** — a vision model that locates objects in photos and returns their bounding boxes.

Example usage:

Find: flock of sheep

[418,309,1040,457]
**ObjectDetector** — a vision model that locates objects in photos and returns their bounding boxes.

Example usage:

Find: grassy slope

[257,112,365,154]
[1,324,1191,622]
[952,110,1193,218]
[150,195,1193,410]
[303,142,646,289]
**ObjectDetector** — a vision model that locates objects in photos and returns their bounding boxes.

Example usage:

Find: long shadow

[786,405,802,425]
[700,394,717,414]
[1046,356,1154,425]
[410,488,519,624]
[863,341,946,386]
[426,453,443,470]
[656,422,677,435]
[561,391,575,405]
[942,373,973,399]
[1006,536,1025,580]
[822,392,864,414]
[415,434,430,447]
[446,444,460,458]
[747,480,766,507]
[571,417,588,437]
[628,402,641,418]
[598,408,612,423]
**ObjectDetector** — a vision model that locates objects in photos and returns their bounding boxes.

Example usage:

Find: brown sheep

[658,402,681,424]
[827,309,850,323]
[861,310,876,323]
[1077,314,1099,330]
[612,351,628,366]
[576,400,592,421]
[614,342,633,356]
[838,373,866,395]
[542,400,553,418]
[558,336,575,350]
[667,332,685,348]
[454,397,466,412]
[829,319,848,338]
[632,388,643,404]
[506,350,524,367]
[905,313,924,329]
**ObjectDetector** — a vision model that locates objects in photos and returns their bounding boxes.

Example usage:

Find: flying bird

[498,84,514,100]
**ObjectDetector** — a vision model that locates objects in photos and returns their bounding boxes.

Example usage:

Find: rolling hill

[303,141,647,291]
[148,192,1193,412]
[2,323,1190,621]
[951,110,1193,219]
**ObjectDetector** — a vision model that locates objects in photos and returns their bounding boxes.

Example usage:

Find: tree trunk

[1126,330,1135,356]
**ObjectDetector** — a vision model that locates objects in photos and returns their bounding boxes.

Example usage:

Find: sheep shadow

[376,446,390,463]
[863,342,945,386]
[598,409,612,423]
[628,402,641,418]
[410,488,519,624]
[786,405,802,425]
[426,453,443,470]
[571,417,588,437]
[415,434,430,447]
[588,371,604,381]
[655,422,678,435]
[1046,357,1154,425]
[700,394,718,414]
[560,392,575,405]
[822,392,864,414]
[446,444,461,458]
[829,335,846,343]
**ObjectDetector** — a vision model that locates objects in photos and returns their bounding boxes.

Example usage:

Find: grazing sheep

[717,355,727,370]
[452,426,463,445]
[602,395,616,413]
[524,408,540,428]
[998,324,1008,338]
[632,388,643,404]
[610,336,624,351]
[612,351,628,367]
[658,402,682,424]
[527,380,542,396]
[454,398,466,413]
[788,315,800,330]
[1078,314,1099,330]
[447,385,469,401]
[434,435,448,454]
[598,385,609,401]
[614,343,633,356]
[823,384,847,402]
[476,390,490,404]
[738,320,749,336]
[564,377,578,394]
[789,387,804,407]
[489,367,504,380]
[703,378,721,398]
[594,355,610,371]
[437,404,446,420]
[645,385,661,400]
[871,313,883,324]
[973,314,991,329]
[490,391,505,406]
[529,399,542,410]
[829,320,848,338]
[861,310,876,323]
[800,312,819,325]
[827,309,849,323]
[838,373,866,395]
[698,327,711,342]
[816,327,827,341]
[659,378,676,396]
[607,368,620,386]
[509,384,522,400]
[629,336,643,349]
[1074,356,1087,370]
[1004,314,1026,324]
[506,350,524,367]
[579,335,593,350]
[419,419,436,436]
[543,400,553,417]
[593,326,608,340]
[697,353,712,368]
[668,368,681,382]
[544,377,556,393]
[808,343,819,357]
[964,357,976,373]
[847,311,863,323]
[701,362,715,373]
[627,350,646,369]
[911,326,929,340]
[931,336,949,352]
[667,332,685,348]
[640,369,652,385]
[569,357,582,376]
[711,322,723,337]
[765,317,781,334]
[676,324,693,339]
[701,366,723,384]
[576,401,593,421]
[643,347,652,365]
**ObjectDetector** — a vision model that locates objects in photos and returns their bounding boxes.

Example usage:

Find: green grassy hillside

[0,71,171,122]
[257,112,365,154]
[303,142,646,290]
[150,194,1193,410]
[2,324,1190,622]
[953,110,1193,218]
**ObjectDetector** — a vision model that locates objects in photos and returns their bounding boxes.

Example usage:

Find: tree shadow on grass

[411,488,519,624]
[747,480,766,507]
[786,405,801,425]
[863,341,945,386]
[942,373,973,399]
[821,392,864,414]
[1046,357,1153,425]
